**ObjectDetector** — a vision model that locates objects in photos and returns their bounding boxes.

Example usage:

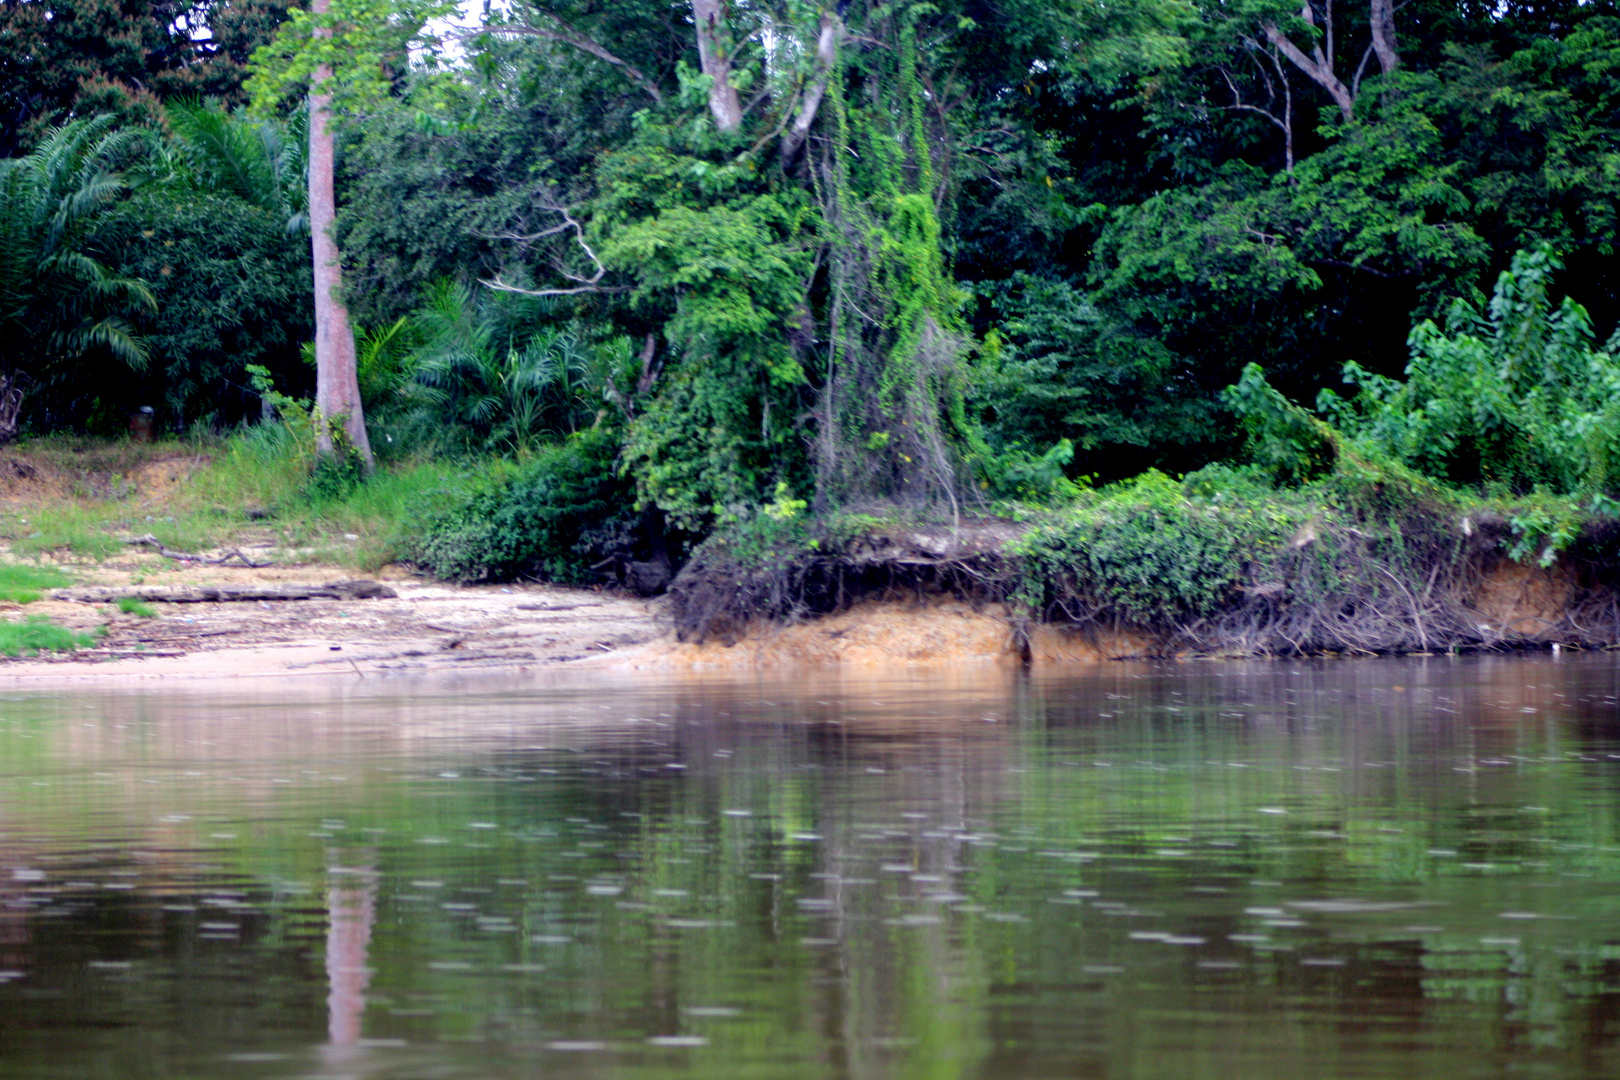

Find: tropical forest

[7,0,1620,654]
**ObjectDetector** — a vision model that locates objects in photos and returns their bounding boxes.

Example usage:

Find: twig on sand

[125,533,274,568]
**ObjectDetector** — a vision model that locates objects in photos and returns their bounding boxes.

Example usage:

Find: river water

[2,656,1620,1079]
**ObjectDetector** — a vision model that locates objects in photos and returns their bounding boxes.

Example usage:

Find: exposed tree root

[669,511,1620,657]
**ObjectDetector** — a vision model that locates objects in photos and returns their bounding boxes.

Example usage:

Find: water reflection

[0,657,1617,1078]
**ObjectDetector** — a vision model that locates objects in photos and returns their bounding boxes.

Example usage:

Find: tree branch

[779,13,842,165]
[480,201,621,297]
[461,17,663,104]
[1262,20,1354,121]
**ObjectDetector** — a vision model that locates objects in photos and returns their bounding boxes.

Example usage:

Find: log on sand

[50,581,398,604]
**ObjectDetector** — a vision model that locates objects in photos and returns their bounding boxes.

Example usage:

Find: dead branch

[125,534,275,568]
[52,582,397,603]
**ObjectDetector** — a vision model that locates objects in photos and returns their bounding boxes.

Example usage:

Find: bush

[1012,470,1306,628]
[1233,245,1620,497]
[412,428,636,583]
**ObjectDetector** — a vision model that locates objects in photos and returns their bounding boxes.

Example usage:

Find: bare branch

[480,200,619,298]
[479,277,627,297]
[1350,42,1375,99]
[1263,20,1354,121]
[458,16,663,104]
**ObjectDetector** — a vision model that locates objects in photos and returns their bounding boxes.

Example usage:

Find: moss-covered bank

[667,465,1620,659]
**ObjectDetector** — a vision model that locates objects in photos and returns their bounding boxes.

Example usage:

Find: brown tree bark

[1369,0,1399,75]
[308,0,373,470]
[692,0,742,132]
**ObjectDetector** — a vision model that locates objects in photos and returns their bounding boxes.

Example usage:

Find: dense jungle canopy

[6,0,1620,580]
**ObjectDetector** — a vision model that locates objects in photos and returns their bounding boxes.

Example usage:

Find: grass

[0,563,73,604]
[0,425,506,572]
[116,596,156,618]
[0,616,101,656]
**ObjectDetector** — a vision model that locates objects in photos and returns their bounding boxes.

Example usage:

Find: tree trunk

[1369,0,1399,75]
[1263,20,1356,121]
[0,374,22,444]
[780,12,841,164]
[691,0,742,132]
[308,0,373,470]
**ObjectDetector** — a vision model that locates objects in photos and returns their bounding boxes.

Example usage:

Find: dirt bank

[0,548,1599,681]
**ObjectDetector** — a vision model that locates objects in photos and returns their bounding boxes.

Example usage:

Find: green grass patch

[0,616,101,657]
[115,596,156,618]
[0,564,73,604]
[5,503,123,558]
[0,426,502,573]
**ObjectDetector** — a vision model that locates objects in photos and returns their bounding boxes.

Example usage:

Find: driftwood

[50,581,397,604]
[125,534,274,568]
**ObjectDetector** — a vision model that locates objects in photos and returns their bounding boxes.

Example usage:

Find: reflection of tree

[325,858,377,1048]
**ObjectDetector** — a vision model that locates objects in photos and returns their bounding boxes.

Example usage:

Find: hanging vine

[811,5,985,515]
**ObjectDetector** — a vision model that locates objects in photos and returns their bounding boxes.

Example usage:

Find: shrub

[411,428,635,583]
[1233,245,1620,497]
[1012,470,1306,628]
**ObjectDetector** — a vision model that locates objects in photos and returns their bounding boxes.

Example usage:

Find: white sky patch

[424,0,508,65]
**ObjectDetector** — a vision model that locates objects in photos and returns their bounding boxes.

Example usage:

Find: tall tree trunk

[1369,0,1399,75]
[308,0,373,470]
[780,12,841,164]
[691,0,742,132]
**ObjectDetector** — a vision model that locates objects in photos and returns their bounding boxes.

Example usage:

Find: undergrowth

[670,456,1620,654]
[0,426,503,572]
[0,617,101,656]
[411,429,635,584]
[0,564,73,603]
[116,596,156,617]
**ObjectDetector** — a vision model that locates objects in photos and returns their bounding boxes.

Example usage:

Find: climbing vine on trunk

[812,13,984,514]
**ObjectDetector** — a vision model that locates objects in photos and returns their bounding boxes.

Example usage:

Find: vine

[812,4,983,515]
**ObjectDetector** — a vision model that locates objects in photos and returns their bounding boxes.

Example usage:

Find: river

[2,655,1619,1078]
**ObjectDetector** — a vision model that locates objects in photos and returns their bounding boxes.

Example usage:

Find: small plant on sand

[0,617,101,656]
[0,564,73,604]
[116,597,156,618]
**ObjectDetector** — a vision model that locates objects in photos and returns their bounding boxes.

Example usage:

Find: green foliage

[0,0,292,157]
[116,596,157,617]
[412,428,634,583]
[0,116,156,430]
[598,140,817,529]
[89,102,313,430]
[1318,245,1620,496]
[393,279,604,456]
[1223,361,1339,485]
[246,0,457,117]
[1504,502,1581,568]
[0,564,73,604]
[1012,469,1304,627]
[0,616,101,656]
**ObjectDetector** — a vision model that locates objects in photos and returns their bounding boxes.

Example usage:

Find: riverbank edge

[664,501,1620,662]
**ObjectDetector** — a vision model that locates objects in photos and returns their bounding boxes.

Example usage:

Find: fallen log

[50,581,397,604]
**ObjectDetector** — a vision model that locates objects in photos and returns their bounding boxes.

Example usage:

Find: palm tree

[162,99,308,233]
[401,279,593,456]
[0,116,155,441]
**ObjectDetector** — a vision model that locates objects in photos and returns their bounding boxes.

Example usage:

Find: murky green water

[3,657,1620,1078]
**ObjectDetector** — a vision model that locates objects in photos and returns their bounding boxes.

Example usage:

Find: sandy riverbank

[0,555,669,680]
